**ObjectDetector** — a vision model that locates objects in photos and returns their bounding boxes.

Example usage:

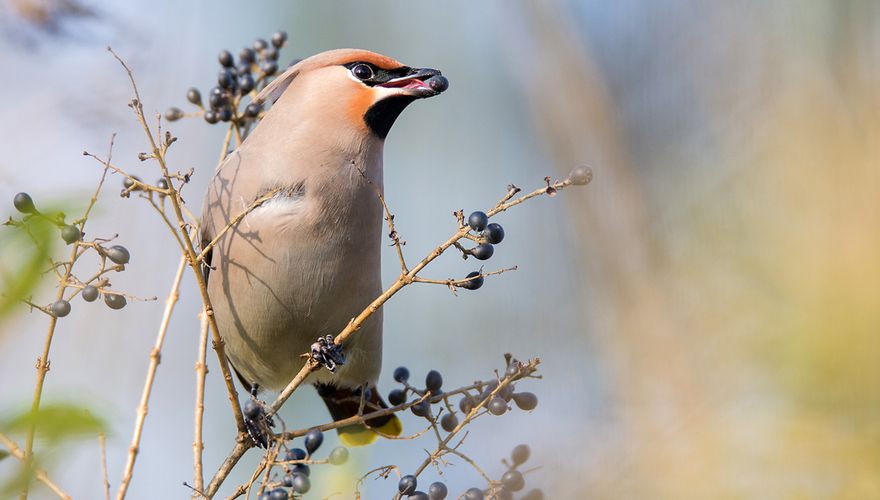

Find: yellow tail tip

[338,414,403,447]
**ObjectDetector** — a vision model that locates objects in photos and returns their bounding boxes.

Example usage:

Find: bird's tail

[315,384,402,447]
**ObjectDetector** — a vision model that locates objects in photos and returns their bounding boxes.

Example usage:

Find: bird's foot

[311,334,345,373]
[242,387,275,449]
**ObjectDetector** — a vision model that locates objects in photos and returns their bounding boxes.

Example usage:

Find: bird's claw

[242,393,275,449]
[311,334,345,373]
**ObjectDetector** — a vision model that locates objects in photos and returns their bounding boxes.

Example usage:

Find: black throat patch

[363,95,417,139]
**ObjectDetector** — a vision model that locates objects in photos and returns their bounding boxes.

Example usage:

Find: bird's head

[255,49,448,140]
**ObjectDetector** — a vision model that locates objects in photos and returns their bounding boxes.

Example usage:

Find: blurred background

[1,0,878,498]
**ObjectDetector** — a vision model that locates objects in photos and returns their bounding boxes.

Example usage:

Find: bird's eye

[352,64,374,81]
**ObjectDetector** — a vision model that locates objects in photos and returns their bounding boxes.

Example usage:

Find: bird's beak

[378,67,448,98]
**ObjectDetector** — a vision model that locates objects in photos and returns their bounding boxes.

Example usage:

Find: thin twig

[116,255,187,500]
[0,432,72,500]
[193,309,210,497]
[99,433,111,500]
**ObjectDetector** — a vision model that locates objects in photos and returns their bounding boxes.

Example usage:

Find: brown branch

[99,433,111,500]
[192,309,210,497]
[116,255,187,499]
[108,47,246,443]
[0,432,72,500]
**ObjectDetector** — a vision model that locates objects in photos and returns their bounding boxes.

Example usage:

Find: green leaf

[0,214,56,323]
[2,403,106,443]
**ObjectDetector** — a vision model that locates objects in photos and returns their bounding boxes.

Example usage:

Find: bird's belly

[209,196,382,390]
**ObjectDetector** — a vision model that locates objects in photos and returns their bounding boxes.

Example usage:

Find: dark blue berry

[107,245,130,265]
[304,429,323,454]
[271,31,287,48]
[268,488,288,500]
[488,397,507,416]
[285,448,306,461]
[218,107,233,122]
[244,102,262,118]
[290,473,310,494]
[261,61,278,76]
[388,389,406,406]
[218,50,234,67]
[253,38,268,51]
[51,300,71,317]
[512,392,538,411]
[398,475,417,495]
[290,463,309,476]
[464,488,484,500]
[411,400,431,418]
[468,211,488,231]
[239,47,256,64]
[218,69,236,90]
[186,88,202,105]
[409,492,429,500]
[460,271,483,290]
[204,110,219,124]
[501,470,524,491]
[239,74,255,94]
[428,482,448,500]
[428,75,449,93]
[81,285,99,302]
[165,107,183,122]
[425,370,442,393]
[482,223,504,244]
[393,366,410,383]
[440,413,458,432]
[472,244,494,260]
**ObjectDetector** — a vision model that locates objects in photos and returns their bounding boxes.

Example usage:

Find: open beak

[379,67,448,98]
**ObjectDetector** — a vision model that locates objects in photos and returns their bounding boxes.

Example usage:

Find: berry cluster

[165,31,290,126]
[457,211,506,290]
[387,359,540,499]
[9,192,132,314]
[245,425,350,500]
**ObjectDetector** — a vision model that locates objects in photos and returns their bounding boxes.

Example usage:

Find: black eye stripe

[342,62,411,86]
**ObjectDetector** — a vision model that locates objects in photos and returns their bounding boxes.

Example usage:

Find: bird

[199,49,448,447]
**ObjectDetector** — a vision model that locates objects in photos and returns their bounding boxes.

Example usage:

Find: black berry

[218,69,236,90]
[208,87,227,109]
[123,176,141,190]
[253,38,268,51]
[104,293,127,310]
[61,225,81,245]
[268,488,288,500]
[304,428,323,454]
[425,370,442,393]
[263,47,279,61]
[244,102,262,118]
[440,413,458,432]
[218,50,234,67]
[261,61,278,76]
[156,178,169,190]
[488,397,507,416]
[285,448,306,461]
[459,395,476,414]
[218,107,233,122]
[204,110,219,124]
[471,244,494,260]
[388,389,406,406]
[51,300,71,317]
[428,75,449,93]
[13,192,36,214]
[271,31,287,48]
[498,384,515,401]
[81,285,99,302]
[239,47,256,64]
[464,488,484,500]
[468,211,488,231]
[393,366,410,383]
[398,475,417,495]
[290,473,310,494]
[164,107,183,122]
[512,392,538,411]
[290,463,310,476]
[428,482,448,500]
[409,492,429,500]
[239,74,255,94]
[482,223,504,244]
[411,400,431,418]
[186,87,202,105]
[501,470,525,492]
[511,444,530,465]
[107,245,130,265]
[460,271,483,290]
